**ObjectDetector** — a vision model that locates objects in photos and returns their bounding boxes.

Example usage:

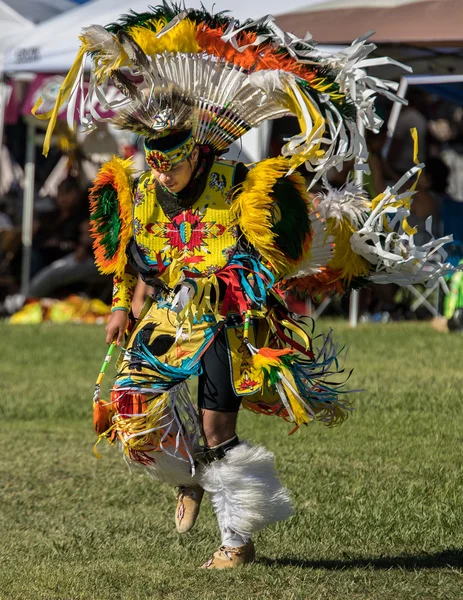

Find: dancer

[36,3,451,568]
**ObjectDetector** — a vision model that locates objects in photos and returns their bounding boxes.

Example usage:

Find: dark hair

[145,130,192,152]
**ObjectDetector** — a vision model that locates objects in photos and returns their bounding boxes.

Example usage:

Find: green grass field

[1,321,463,600]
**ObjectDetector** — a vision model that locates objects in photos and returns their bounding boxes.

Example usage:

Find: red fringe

[111,390,150,416]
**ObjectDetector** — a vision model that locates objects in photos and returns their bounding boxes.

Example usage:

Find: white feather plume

[316,182,370,228]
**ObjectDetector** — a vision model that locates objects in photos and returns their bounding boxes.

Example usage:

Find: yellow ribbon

[371,127,421,236]
[32,44,87,156]
[283,81,326,171]
[400,127,421,236]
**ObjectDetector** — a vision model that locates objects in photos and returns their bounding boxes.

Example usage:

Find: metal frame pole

[383,77,409,159]
[20,121,36,297]
[349,115,366,328]
[0,81,12,189]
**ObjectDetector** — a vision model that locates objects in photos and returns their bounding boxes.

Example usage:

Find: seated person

[29,219,110,300]
[32,177,87,276]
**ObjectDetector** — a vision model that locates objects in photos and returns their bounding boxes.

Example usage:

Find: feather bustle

[89,157,135,276]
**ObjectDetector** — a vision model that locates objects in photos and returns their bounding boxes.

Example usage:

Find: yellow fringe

[230,157,296,278]
[280,367,311,426]
[176,273,221,335]
[114,394,169,456]
[129,19,200,55]
[154,252,222,334]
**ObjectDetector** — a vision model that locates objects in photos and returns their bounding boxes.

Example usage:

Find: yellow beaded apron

[133,160,239,276]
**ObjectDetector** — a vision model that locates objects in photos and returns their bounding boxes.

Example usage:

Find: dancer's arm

[105,267,138,345]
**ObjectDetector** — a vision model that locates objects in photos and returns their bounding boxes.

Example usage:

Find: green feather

[271,177,311,262]
[90,186,121,259]
[106,3,233,35]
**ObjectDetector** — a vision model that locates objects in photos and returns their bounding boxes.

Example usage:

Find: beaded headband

[144,132,196,172]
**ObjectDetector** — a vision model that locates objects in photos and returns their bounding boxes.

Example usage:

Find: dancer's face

[151,146,199,193]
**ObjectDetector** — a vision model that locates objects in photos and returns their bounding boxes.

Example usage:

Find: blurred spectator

[31,177,87,276]
[388,88,428,176]
[28,219,109,299]
[424,155,463,271]
[441,124,463,203]
[425,155,450,227]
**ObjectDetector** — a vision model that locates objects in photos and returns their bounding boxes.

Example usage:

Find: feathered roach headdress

[33,2,411,182]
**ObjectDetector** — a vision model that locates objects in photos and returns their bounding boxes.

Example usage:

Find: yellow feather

[79,29,129,81]
[112,160,135,278]
[129,19,200,55]
[252,353,282,371]
[327,216,370,282]
[230,157,293,277]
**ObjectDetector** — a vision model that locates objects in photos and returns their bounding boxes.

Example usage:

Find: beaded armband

[111,272,138,312]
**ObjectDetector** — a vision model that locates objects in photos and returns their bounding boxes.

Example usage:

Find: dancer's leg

[196,329,293,568]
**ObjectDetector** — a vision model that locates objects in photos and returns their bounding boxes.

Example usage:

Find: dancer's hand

[105,310,129,346]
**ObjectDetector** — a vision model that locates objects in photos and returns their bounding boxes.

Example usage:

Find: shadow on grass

[260,548,463,570]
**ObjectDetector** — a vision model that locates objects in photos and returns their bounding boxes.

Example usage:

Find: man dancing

[36,2,451,568]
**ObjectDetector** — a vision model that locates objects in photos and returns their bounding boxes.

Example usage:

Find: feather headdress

[34,1,409,181]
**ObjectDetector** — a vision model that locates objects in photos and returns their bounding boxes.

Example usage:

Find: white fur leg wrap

[199,442,293,538]
[141,450,199,487]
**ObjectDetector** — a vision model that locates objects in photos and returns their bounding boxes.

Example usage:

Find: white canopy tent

[276,0,462,44]
[0,1,82,296]
[0,1,34,53]
[0,0,76,53]
[3,0,333,73]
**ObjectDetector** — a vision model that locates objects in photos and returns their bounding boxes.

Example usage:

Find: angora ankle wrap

[199,442,293,538]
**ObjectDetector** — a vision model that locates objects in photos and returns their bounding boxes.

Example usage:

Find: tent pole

[349,115,366,328]
[0,80,12,188]
[20,120,36,297]
[383,77,409,159]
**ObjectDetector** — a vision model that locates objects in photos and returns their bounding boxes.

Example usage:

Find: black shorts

[198,328,241,413]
